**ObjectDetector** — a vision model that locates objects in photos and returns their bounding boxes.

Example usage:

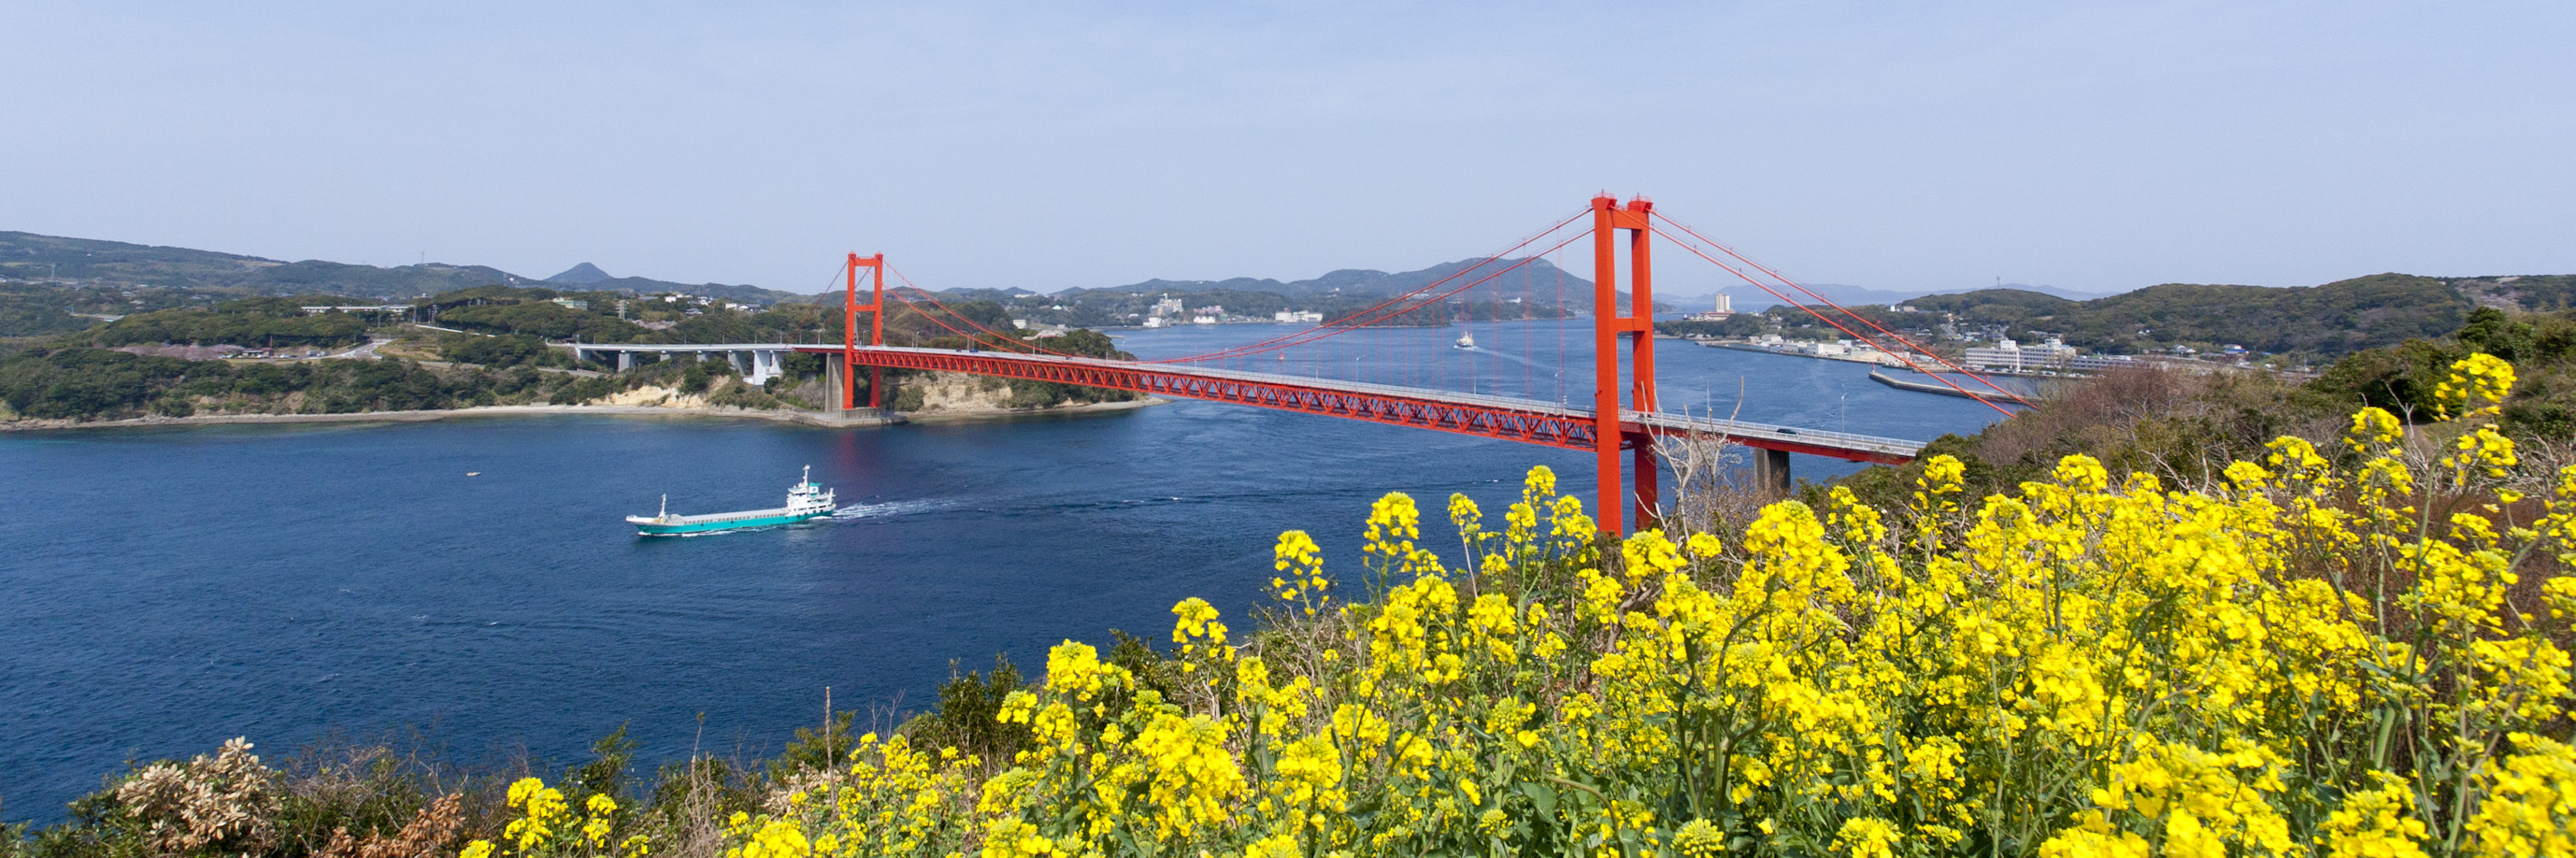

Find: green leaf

[1520,781,1557,816]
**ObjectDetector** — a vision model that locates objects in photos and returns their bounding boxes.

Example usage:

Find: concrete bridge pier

[808,359,900,425]
[1754,448,1793,493]
[731,350,781,385]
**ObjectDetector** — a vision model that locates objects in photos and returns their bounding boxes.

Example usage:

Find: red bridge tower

[843,253,886,409]
[1592,194,1659,534]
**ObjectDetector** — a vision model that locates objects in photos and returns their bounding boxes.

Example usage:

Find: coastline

[0,396,1170,432]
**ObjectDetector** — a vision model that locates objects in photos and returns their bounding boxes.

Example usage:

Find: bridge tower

[843,253,886,409]
[1592,194,1659,534]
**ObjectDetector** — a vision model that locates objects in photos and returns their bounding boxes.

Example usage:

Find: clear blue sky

[3,2,2569,297]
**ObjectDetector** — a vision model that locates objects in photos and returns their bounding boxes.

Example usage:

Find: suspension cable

[1138,209,1593,363]
[1647,228,2020,416]
[862,208,1592,365]
[1650,212,2032,407]
[880,266,1076,356]
[1165,225,1595,364]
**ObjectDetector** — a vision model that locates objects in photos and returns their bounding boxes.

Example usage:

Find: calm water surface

[0,321,2000,820]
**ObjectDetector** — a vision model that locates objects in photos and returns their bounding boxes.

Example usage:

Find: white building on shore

[1962,336,2140,373]
[1964,337,2077,372]
[1684,293,1735,322]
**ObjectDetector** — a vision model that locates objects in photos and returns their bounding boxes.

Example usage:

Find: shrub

[113,737,282,856]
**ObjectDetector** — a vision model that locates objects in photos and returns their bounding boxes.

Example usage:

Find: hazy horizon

[4,2,2569,298]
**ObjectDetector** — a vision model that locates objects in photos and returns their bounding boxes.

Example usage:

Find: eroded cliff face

[595,385,714,408]
[903,373,1016,413]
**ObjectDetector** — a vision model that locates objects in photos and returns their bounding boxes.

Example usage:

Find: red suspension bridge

[796,194,2026,535]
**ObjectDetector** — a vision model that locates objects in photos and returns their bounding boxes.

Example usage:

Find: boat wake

[828,499,952,521]
[1467,346,1558,375]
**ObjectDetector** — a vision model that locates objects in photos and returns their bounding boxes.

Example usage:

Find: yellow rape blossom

[704,398,2576,858]
[2435,351,2515,420]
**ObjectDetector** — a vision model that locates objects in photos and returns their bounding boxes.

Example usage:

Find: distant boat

[1454,330,1475,349]
[629,466,837,536]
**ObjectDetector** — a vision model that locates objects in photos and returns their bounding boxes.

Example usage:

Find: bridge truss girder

[823,348,1633,451]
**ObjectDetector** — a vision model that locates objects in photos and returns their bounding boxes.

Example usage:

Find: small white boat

[1454,330,1476,349]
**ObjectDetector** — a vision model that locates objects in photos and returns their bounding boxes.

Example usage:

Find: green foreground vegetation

[6,304,2575,858]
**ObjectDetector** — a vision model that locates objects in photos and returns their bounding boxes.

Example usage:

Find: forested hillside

[1705,272,2567,361]
[1901,273,2472,356]
[0,282,1138,423]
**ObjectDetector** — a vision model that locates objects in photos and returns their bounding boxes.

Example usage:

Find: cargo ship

[629,466,837,536]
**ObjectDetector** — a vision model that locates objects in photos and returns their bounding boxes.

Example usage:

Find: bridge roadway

[797,345,1925,465]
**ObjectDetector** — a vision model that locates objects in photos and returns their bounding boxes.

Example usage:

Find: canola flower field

[44,354,2576,858]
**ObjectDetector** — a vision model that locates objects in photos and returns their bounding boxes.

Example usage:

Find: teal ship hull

[632,509,832,536]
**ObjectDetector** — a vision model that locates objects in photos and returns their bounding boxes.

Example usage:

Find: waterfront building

[1684,293,1735,322]
[1964,337,2081,372]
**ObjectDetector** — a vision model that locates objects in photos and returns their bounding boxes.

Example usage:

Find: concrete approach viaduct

[558,342,801,384]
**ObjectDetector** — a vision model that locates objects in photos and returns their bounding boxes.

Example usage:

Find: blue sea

[0,320,2003,822]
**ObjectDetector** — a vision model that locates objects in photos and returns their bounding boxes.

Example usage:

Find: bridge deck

[796,345,1923,464]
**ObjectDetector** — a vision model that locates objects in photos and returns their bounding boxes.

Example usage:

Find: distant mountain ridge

[1662,281,2111,312]
[1069,256,1599,303]
[1005,261,2101,313]
[0,232,805,305]
[905,257,1644,330]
